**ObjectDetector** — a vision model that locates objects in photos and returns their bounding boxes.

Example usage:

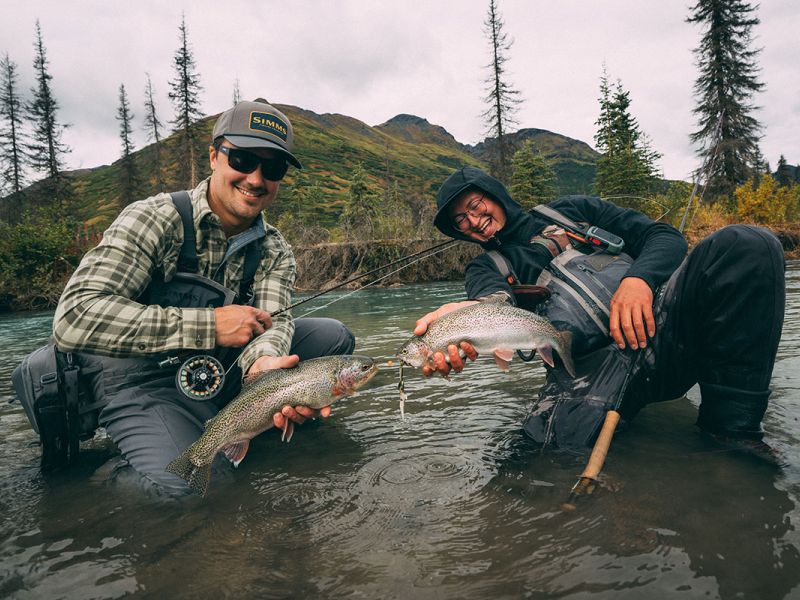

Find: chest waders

[11,191,262,470]
[486,205,673,449]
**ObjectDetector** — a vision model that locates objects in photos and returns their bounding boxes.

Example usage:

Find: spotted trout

[397,302,575,377]
[167,355,378,497]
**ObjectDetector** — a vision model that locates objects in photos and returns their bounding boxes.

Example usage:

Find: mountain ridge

[3,103,600,230]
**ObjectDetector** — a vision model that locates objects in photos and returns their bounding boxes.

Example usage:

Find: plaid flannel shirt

[53,178,296,375]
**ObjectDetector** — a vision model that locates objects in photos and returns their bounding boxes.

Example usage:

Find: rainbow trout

[167,355,378,497]
[397,302,575,377]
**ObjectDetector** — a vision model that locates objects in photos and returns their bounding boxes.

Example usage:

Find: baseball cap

[212,98,302,169]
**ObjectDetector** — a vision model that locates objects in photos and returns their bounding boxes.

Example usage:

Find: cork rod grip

[581,410,621,480]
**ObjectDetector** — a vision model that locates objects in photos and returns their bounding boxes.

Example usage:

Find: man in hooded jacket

[413,166,785,449]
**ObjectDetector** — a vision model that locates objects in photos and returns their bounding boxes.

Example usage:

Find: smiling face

[449,189,507,242]
[207,140,282,237]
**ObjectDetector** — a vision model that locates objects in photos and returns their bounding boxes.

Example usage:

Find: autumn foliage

[735,175,800,224]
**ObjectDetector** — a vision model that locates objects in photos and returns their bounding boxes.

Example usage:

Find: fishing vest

[486,205,670,449]
[11,191,262,470]
[487,205,635,358]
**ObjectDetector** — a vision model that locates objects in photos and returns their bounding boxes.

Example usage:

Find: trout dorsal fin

[241,369,269,391]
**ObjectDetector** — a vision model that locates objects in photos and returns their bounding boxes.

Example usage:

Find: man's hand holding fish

[247,353,333,430]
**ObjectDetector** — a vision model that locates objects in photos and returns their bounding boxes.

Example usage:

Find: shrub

[0,208,86,310]
[735,175,799,224]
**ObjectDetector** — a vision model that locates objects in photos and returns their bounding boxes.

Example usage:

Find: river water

[1,266,800,600]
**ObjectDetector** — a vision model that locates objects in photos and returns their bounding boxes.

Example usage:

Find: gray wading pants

[96,318,355,497]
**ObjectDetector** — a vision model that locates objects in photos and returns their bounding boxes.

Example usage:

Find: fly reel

[175,355,225,401]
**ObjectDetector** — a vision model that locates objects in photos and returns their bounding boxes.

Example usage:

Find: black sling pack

[10,191,262,470]
[11,345,104,469]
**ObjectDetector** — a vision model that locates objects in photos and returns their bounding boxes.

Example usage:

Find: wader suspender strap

[170,191,199,273]
[168,191,261,304]
[239,243,260,305]
[484,203,581,283]
[486,250,518,285]
[531,204,584,232]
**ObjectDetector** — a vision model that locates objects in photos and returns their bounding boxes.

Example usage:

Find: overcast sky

[2,1,797,182]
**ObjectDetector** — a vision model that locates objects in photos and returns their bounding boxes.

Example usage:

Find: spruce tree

[775,155,791,187]
[687,0,764,200]
[168,14,204,188]
[593,69,614,160]
[339,163,379,239]
[482,0,521,183]
[593,73,661,198]
[116,83,138,206]
[232,78,241,106]
[509,140,558,208]
[0,52,27,207]
[143,73,165,191]
[27,20,71,207]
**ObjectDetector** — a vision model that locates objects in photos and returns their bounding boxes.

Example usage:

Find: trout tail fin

[166,451,212,498]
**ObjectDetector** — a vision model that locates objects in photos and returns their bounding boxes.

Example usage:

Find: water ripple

[2,278,800,598]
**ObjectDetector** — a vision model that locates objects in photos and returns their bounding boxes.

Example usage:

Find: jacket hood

[433,166,531,247]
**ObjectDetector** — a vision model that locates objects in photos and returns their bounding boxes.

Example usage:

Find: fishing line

[173,239,461,398]
[679,116,724,233]
[272,238,458,317]
[296,241,458,318]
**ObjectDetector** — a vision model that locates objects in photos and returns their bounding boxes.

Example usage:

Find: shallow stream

[2,268,800,599]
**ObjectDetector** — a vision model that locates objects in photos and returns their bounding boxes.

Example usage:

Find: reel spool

[175,355,225,401]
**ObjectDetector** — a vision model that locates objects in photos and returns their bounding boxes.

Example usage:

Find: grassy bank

[2,224,798,314]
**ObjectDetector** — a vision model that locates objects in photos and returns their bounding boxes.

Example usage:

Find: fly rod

[679,116,723,233]
[561,410,621,511]
[562,352,642,511]
[271,238,458,317]
[168,238,458,401]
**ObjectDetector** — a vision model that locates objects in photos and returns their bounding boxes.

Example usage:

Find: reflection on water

[2,273,800,599]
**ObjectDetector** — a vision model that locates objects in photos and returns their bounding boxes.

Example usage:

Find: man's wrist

[180,307,216,351]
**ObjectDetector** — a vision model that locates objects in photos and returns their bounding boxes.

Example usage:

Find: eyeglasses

[218,146,289,181]
[453,195,487,231]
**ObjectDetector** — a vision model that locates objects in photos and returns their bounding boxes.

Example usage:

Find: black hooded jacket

[434,166,688,301]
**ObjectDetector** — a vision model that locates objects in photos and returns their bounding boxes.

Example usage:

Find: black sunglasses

[218,146,289,181]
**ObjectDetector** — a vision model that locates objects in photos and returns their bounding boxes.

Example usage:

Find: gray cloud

[1,0,797,180]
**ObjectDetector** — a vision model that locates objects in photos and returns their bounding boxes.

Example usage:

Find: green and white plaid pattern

[53,178,296,375]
